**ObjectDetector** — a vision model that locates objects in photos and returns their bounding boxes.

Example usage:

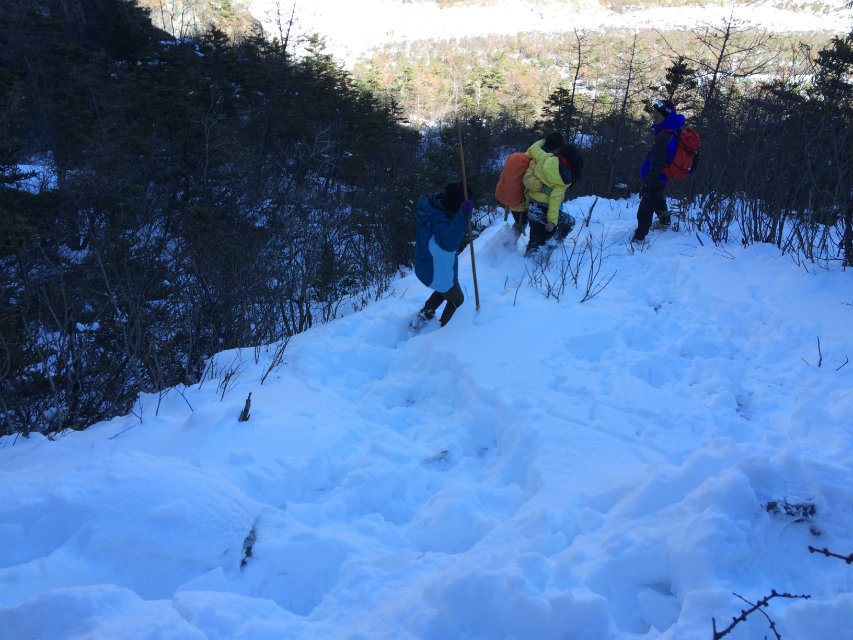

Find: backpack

[495,152,531,207]
[662,127,701,180]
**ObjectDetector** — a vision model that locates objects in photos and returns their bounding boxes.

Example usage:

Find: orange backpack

[662,127,701,180]
[495,152,531,207]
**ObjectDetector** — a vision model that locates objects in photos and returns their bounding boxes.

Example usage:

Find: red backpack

[495,152,531,207]
[662,127,701,180]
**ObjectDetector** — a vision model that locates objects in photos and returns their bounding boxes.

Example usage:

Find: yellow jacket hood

[524,140,570,223]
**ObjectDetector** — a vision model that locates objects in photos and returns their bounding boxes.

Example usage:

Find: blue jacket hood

[653,111,686,134]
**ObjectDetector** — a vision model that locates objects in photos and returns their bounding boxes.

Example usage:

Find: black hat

[442,181,473,213]
[654,99,675,116]
[543,132,565,153]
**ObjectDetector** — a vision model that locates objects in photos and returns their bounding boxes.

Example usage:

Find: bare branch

[808,545,853,564]
[712,590,810,640]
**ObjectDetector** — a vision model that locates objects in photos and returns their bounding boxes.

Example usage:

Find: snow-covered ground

[248,0,853,66]
[2,197,852,639]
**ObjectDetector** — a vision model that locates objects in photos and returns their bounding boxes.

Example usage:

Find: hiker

[507,132,564,236]
[413,182,474,328]
[523,138,582,257]
[632,98,686,242]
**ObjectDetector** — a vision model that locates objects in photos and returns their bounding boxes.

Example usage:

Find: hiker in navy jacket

[632,99,686,242]
[413,182,474,328]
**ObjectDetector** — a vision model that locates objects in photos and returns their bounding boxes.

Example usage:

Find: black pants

[636,183,668,239]
[422,282,464,326]
[525,201,574,255]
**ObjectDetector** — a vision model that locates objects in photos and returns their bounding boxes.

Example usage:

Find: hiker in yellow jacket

[523,138,582,257]
[508,132,564,235]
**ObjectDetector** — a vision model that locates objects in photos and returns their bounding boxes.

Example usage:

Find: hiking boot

[409,308,434,333]
[631,229,646,243]
[657,214,671,228]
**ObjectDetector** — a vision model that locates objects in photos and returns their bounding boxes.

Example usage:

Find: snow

[248,0,853,67]
[2,197,852,639]
[10,163,58,193]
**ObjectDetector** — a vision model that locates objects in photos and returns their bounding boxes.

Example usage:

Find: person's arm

[527,139,547,162]
[645,130,674,186]
[432,207,470,252]
[546,184,567,225]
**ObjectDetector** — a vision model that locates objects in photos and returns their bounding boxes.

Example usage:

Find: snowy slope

[2,197,852,639]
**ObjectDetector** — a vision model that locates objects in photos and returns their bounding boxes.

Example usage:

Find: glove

[545,222,556,232]
[460,200,474,216]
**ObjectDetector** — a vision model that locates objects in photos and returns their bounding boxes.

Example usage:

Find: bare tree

[549,28,591,138]
[264,1,297,52]
[604,32,651,196]
[686,7,774,127]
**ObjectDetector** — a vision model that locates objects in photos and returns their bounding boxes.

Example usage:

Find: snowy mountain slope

[248,0,853,66]
[2,197,852,639]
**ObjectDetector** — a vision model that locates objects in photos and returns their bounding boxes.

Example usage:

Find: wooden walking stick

[456,119,480,311]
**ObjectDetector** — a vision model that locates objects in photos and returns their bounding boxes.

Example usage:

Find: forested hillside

[1,0,851,437]
[0,0,428,435]
[137,0,260,40]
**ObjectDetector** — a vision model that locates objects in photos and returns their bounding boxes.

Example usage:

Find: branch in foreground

[808,546,853,565]
[712,590,810,640]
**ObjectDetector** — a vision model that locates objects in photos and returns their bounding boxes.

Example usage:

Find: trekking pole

[456,118,480,311]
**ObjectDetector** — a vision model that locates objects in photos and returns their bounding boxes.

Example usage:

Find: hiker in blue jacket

[632,99,686,242]
[413,182,474,328]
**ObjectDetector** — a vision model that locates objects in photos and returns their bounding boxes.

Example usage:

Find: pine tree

[543,86,577,136]
[663,56,698,110]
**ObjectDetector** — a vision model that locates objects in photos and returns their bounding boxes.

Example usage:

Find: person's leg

[421,291,444,319]
[554,211,576,242]
[525,202,549,255]
[511,209,529,235]
[438,282,464,326]
[526,219,547,255]
[654,187,670,226]
[634,185,661,240]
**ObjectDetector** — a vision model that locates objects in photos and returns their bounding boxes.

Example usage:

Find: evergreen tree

[543,86,577,136]
[662,56,698,110]
[808,30,853,265]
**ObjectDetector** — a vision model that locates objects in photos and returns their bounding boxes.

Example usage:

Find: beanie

[543,132,565,153]
[442,181,473,213]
